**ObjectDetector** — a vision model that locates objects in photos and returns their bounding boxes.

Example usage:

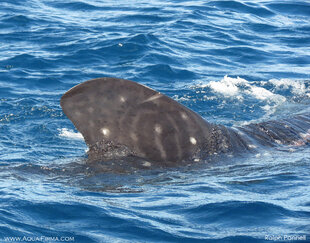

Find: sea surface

[0,0,310,242]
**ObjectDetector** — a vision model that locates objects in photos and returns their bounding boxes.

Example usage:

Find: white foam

[192,75,304,121]
[195,76,310,100]
[172,95,191,102]
[208,76,244,97]
[269,78,310,97]
[207,75,286,104]
[249,86,278,101]
[300,129,310,140]
[58,128,84,140]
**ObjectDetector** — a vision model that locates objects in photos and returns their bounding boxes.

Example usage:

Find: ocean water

[0,0,310,242]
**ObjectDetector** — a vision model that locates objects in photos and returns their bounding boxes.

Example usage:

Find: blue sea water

[0,0,310,242]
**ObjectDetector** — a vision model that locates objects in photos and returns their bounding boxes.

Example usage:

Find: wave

[266,2,310,16]
[47,1,104,11]
[209,0,275,17]
[58,128,83,140]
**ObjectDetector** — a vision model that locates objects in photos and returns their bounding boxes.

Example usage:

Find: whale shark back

[60,78,214,162]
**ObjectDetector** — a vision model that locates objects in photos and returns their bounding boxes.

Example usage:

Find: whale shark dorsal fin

[60,77,213,162]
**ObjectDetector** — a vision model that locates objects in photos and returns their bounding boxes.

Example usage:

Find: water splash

[58,128,83,140]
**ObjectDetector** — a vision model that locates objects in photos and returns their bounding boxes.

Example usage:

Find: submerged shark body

[61,78,310,166]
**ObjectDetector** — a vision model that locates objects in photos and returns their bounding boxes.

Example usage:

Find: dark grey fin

[239,113,310,147]
[60,77,215,162]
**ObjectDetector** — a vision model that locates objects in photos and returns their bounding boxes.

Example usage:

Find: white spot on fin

[155,124,162,134]
[130,132,138,141]
[143,93,162,103]
[101,127,110,136]
[181,112,188,120]
[190,137,197,145]
[120,96,126,102]
[75,111,82,116]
